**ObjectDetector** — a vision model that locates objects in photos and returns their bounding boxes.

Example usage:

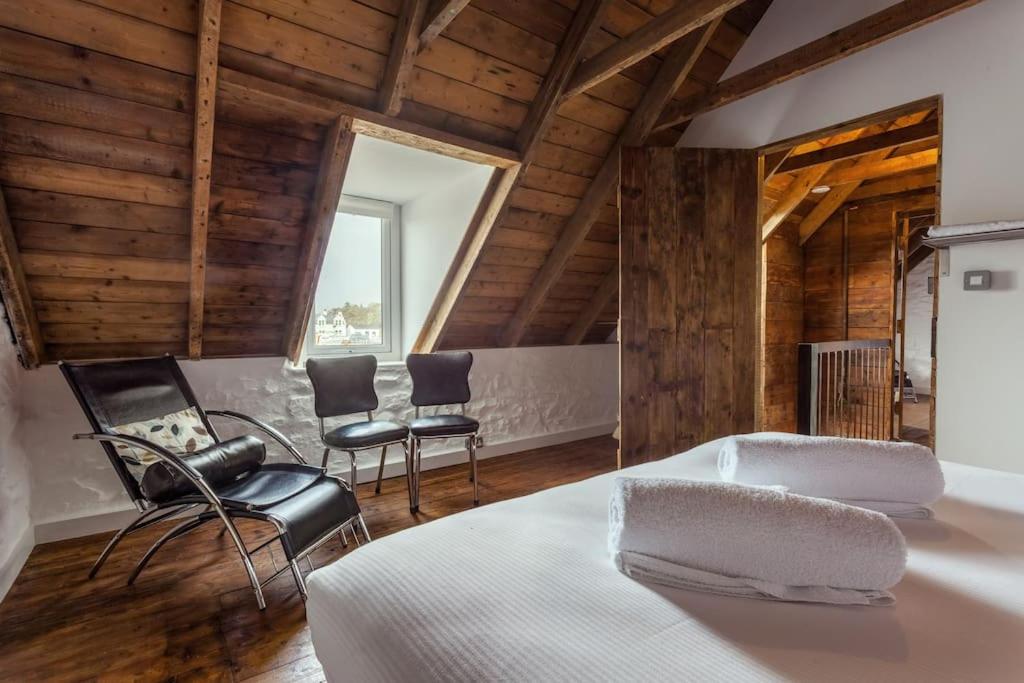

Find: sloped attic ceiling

[0,0,980,366]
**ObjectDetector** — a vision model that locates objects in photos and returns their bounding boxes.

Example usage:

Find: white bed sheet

[307,438,1024,682]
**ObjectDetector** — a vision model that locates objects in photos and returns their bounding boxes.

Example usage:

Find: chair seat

[323,420,409,449]
[216,463,322,510]
[409,414,479,437]
[257,477,360,560]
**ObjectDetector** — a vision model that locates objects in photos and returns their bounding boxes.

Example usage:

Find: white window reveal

[306,196,401,361]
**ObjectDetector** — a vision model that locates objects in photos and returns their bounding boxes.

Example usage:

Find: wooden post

[0,188,44,367]
[188,0,222,360]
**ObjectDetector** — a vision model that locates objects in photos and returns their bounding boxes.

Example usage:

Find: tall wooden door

[619,147,760,468]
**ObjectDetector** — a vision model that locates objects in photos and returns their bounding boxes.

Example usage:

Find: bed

[307,437,1024,682]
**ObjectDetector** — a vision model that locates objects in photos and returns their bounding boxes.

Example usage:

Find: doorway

[759,97,942,444]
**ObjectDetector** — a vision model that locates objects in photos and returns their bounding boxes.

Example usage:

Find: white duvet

[307,438,1024,682]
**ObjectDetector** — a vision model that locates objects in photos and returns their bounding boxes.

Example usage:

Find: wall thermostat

[963,270,992,290]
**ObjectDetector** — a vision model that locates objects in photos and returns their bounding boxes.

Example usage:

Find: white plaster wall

[681,0,1024,471]
[21,344,618,531]
[0,338,33,601]
[401,165,492,354]
[897,255,934,395]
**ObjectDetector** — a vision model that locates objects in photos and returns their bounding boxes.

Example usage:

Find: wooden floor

[0,437,618,682]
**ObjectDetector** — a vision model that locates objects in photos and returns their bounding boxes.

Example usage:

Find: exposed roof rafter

[187,0,221,360]
[0,187,43,368]
[778,119,938,174]
[378,0,430,116]
[420,0,471,46]
[562,0,744,100]
[656,0,985,130]
[504,20,721,347]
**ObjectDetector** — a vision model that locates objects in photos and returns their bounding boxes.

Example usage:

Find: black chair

[61,356,367,610]
[305,356,411,501]
[406,351,479,512]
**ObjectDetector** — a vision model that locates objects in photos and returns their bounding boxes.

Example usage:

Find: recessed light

[811,185,831,194]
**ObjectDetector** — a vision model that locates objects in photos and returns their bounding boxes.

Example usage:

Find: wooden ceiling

[0,0,982,366]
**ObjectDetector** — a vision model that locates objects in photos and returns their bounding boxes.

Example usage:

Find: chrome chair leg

[411,437,422,512]
[357,514,372,542]
[321,447,331,469]
[127,516,211,585]
[212,509,267,610]
[349,451,358,496]
[339,525,349,548]
[88,507,160,579]
[466,437,474,482]
[469,436,479,506]
[290,559,308,601]
[374,444,388,494]
[401,440,412,509]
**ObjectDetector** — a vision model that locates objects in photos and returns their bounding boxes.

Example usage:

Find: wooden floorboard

[0,436,617,682]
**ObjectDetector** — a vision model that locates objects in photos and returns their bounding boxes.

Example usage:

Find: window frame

[304,195,402,362]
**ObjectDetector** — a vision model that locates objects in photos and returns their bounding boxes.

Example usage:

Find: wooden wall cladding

[762,221,803,432]
[619,146,759,468]
[0,0,771,361]
[803,201,897,344]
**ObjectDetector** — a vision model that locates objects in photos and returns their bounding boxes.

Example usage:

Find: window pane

[312,212,385,350]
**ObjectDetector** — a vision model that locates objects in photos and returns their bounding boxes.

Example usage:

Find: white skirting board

[0,523,35,604]
[31,423,617,545]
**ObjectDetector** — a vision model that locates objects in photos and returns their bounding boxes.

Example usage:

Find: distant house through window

[306,195,401,361]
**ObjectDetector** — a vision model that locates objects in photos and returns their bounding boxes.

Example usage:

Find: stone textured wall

[21,345,619,526]
[0,337,32,593]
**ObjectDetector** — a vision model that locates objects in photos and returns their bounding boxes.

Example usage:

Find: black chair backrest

[406,352,473,407]
[305,356,379,418]
[60,356,216,504]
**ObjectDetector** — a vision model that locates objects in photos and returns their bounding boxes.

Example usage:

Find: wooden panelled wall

[803,201,897,343]
[619,147,759,467]
[762,222,802,432]
[0,0,772,362]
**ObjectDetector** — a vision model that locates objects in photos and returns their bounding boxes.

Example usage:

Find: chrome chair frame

[317,411,413,502]
[408,403,479,512]
[75,411,370,611]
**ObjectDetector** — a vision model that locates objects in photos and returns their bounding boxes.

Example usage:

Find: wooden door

[619,147,760,468]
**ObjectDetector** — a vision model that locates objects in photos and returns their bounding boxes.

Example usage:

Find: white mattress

[307,438,1024,682]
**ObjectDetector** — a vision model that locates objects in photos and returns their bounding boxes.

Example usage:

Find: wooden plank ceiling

[0,0,978,364]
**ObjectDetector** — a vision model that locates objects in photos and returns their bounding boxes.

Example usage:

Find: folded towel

[609,477,906,606]
[718,433,945,518]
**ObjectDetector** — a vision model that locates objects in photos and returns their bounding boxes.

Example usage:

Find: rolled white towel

[609,476,906,606]
[718,433,945,518]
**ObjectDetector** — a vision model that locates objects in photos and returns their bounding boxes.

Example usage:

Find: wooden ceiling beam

[797,110,933,244]
[656,0,984,130]
[504,21,719,347]
[414,0,609,352]
[820,148,937,185]
[563,0,743,99]
[562,267,616,345]
[217,68,520,168]
[420,0,471,46]
[0,187,44,367]
[283,117,356,363]
[778,119,938,174]
[378,0,429,116]
[848,168,937,201]
[187,0,221,361]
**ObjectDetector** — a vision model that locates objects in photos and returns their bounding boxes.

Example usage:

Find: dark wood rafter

[187,0,221,360]
[414,0,610,352]
[563,0,744,100]
[563,267,616,345]
[778,119,939,174]
[378,0,430,116]
[283,116,356,362]
[502,20,721,347]
[420,0,472,47]
[656,0,985,131]
[0,187,44,367]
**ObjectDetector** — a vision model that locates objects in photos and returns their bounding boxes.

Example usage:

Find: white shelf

[923,220,1024,247]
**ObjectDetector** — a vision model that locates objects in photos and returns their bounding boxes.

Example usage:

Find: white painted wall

[682,0,1024,472]
[0,339,33,601]
[897,255,934,395]
[401,165,492,353]
[21,345,618,540]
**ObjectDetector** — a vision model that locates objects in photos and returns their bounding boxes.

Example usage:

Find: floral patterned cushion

[111,406,216,472]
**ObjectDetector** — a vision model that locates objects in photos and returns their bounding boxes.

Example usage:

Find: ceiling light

[811,185,831,194]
